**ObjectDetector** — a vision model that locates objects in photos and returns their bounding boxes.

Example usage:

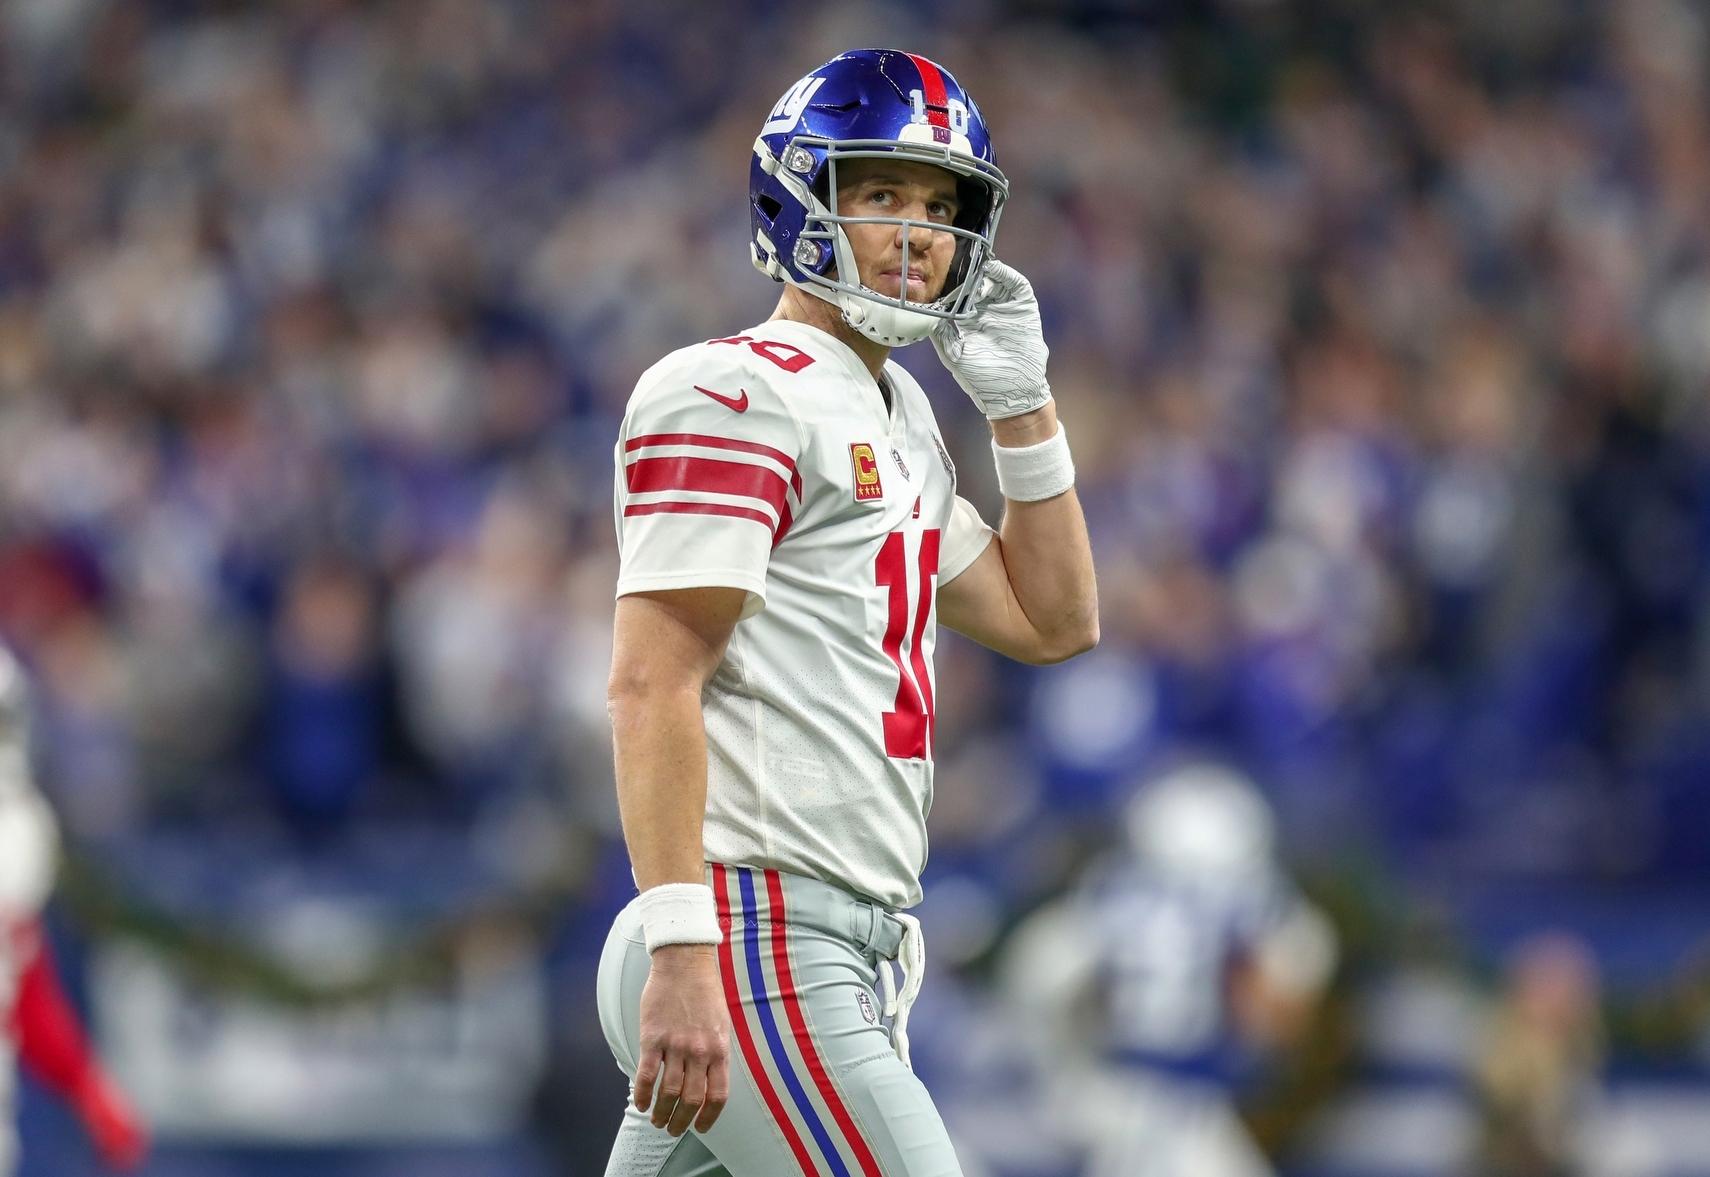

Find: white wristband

[636,882,722,954]
[992,424,1075,502]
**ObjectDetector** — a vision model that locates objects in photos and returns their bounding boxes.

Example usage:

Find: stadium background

[3,0,1709,1173]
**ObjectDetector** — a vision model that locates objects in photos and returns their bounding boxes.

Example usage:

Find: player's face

[834,158,962,303]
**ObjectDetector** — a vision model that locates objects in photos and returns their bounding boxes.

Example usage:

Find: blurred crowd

[3,0,1708,882]
[0,0,1709,1169]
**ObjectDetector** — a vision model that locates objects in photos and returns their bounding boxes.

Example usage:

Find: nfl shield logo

[857,991,879,1025]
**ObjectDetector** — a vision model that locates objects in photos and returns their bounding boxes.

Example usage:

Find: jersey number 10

[877,528,940,761]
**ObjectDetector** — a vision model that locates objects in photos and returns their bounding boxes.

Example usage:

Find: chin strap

[840,293,941,347]
[876,913,926,1069]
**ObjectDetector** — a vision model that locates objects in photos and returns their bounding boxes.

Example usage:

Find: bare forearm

[610,685,710,890]
[991,403,1099,658]
[994,494,1097,658]
[609,674,732,1139]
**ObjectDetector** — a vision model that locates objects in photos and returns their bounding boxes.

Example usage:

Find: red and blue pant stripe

[711,864,882,1177]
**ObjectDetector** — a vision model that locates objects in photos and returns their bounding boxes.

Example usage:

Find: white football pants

[598,864,963,1177]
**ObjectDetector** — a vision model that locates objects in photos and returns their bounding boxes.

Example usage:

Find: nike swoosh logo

[694,384,749,412]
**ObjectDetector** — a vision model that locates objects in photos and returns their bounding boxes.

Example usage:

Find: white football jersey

[1080,861,1297,1076]
[614,320,994,909]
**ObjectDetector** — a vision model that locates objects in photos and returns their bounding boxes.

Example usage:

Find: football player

[0,646,147,1174]
[1002,763,1337,1177]
[598,47,1098,1176]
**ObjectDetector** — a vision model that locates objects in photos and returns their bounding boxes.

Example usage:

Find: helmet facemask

[759,136,1007,347]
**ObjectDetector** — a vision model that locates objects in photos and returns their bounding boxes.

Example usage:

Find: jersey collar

[757,319,897,426]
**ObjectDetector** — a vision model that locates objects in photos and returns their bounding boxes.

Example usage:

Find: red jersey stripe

[711,865,821,1177]
[626,433,803,498]
[626,455,792,514]
[904,53,951,128]
[623,501,776,530]
[762,870,885,1177]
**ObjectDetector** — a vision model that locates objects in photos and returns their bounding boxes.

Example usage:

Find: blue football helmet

[750,49,1009,346]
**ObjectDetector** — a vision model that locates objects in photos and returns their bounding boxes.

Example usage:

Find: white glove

[931,259,1052,420]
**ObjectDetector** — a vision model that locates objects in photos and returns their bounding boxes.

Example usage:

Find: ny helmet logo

[762,75,828,136]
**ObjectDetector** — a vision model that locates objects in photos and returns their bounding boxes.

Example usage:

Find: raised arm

[938,400,1098,663]
[931,261,1098,665]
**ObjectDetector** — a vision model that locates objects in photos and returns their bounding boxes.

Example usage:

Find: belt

[788,876,907,959]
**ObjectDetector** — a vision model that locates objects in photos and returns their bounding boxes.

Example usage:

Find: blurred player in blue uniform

[1004,763,1335,1177]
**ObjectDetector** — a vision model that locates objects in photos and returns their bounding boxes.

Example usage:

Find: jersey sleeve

[614,350,805,619]
[8,919,98,1098]
[939,495,995,586]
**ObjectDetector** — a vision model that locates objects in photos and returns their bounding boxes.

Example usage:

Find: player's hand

[73,1071,148,1171]
[635,944,730,1136]
[931,259,1052,420]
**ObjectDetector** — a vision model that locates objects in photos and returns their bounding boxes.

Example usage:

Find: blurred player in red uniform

[0,647,147,1174]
